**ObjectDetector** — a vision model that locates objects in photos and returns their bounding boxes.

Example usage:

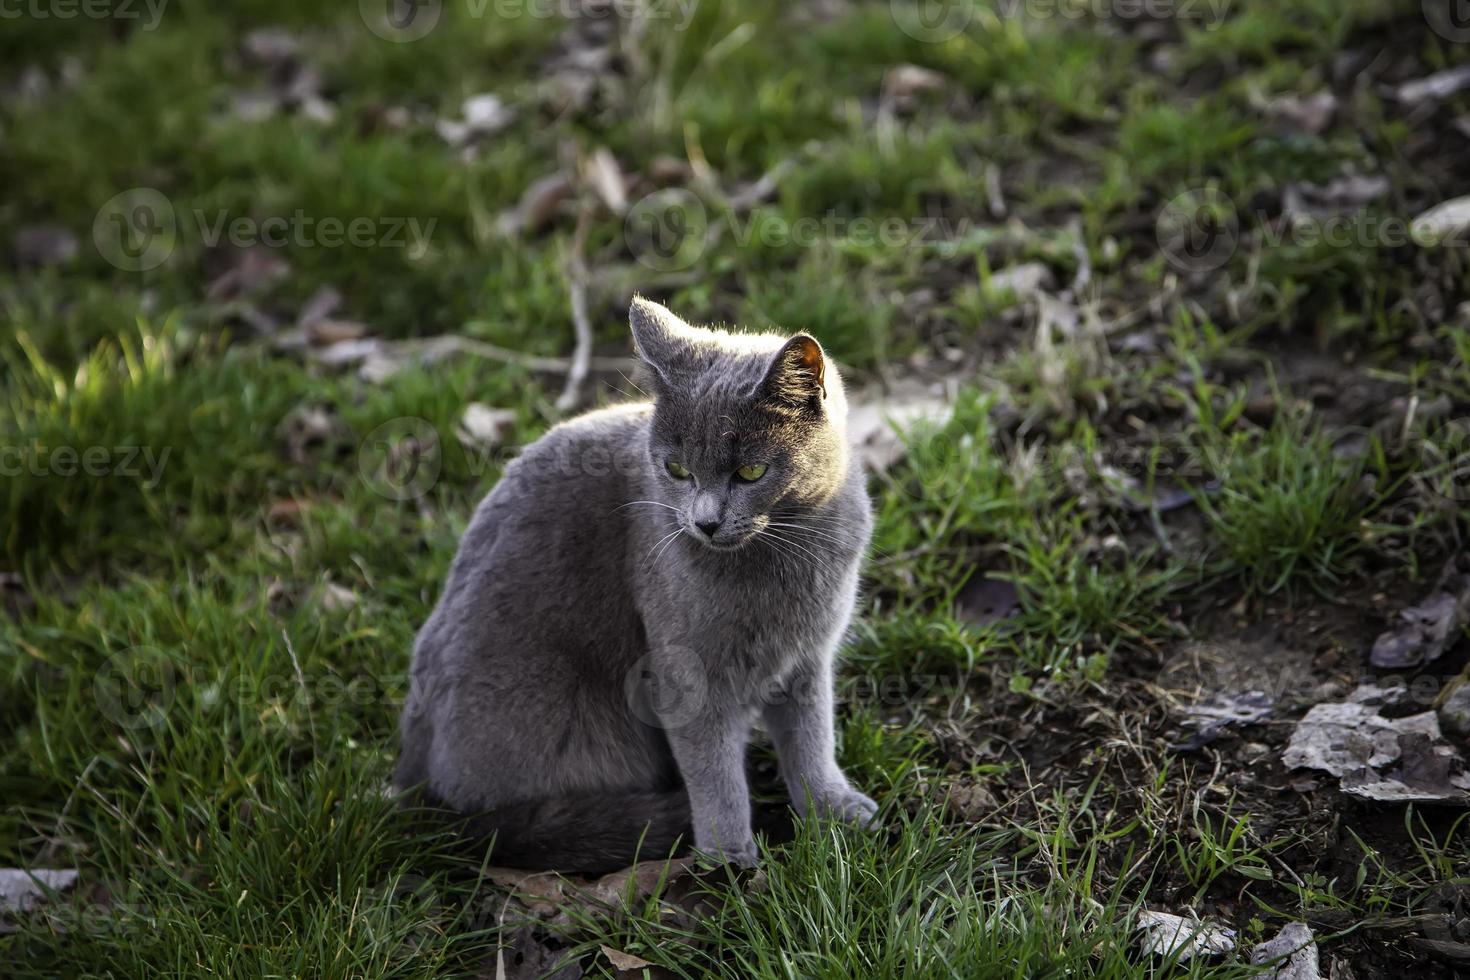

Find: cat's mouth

[688,530,755,552]
[682,522,758,552]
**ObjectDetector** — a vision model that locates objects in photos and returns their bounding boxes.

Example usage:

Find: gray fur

[396,297,877,872]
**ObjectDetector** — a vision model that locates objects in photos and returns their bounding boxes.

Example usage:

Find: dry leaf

[206,246,291,300]
[484,857,697,928]
[319,582,357,613]
[599,945,654,972]
[1136,910,1235,960]
[439,93,516,147]
[1412,197,1470,247]
[457,404,517,451]
[585,147,628,215]
[278,404,350,466]
[463,93,515,132]
[0,869,79,932]
[298,285,344,327]
[306,319,369,346]
[986,262,1054,301]
[1251,922,1320,980]
[847,393,953,474]
[1394,64,1470,104]
[497,172,576,236]
[1281,175,1389,220]
[1369,581,1470,668]
[266,498,308,528]
[1262,90,1336,135]
[883,64,948,107]
[1171,691,1274,752]
[647,156,693,184]
[1283,687,1470,803]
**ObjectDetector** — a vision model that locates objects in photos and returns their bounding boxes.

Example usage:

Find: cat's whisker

[755,530,813,570]
[764,521,850,548]
[764,520,858,552]
[650,530,685,568]
[758,527,827,571]
[770,510,866,530]
[616,499,681,514]
[767,513,893,559]
[641,526,683,565]
[617,370,650,399]
[774,509,862,524]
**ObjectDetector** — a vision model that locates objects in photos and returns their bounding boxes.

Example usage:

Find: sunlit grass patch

[1186,395,1386,596]
[1,326,302,569]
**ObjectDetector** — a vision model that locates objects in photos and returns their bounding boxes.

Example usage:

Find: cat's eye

[665,460,691,480]
[735,463,768,482]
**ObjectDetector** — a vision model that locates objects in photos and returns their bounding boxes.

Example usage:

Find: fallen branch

[556,206,595,412]
[305,333,636,379]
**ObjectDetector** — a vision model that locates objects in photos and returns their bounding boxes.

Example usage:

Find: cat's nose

[695,520,721,538]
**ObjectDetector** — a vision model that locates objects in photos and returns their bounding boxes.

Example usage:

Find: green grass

[2,0,1468,975]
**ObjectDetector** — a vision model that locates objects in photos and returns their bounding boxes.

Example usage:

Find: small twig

[366,334,636,377]
[556,206,595,413]
[1068,219,1092,296]
[37,756,100,864]
[282,628,317,746]
[726,157,798,211]
[985,162,1006,219]
[1101,282,1183,337]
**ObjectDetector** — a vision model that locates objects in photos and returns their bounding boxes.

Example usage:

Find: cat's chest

[644,545,859,673]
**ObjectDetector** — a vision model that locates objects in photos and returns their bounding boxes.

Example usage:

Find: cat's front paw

[695,839,759,868]
[808,786,880,829]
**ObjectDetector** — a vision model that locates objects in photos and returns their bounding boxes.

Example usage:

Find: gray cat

[395,297,877,872]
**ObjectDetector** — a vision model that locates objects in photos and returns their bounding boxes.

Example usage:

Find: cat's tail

[450,790,692,875]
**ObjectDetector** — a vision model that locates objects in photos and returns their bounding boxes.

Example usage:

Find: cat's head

[629,296,851,552]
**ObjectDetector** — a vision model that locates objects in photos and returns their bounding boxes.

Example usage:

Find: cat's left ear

[629,296,698,388]
[758,334,826,412]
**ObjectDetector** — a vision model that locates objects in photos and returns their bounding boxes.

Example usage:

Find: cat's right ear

[629,296,697,390]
